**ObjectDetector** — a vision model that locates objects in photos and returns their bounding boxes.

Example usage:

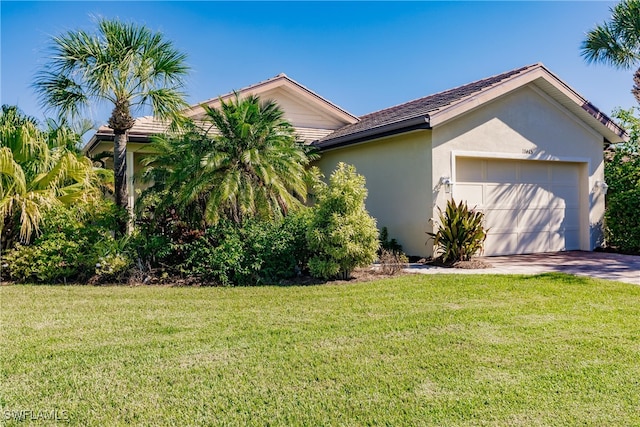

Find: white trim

[450,150,592,184]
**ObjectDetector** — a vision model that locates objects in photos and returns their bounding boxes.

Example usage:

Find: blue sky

[1,1,636,127]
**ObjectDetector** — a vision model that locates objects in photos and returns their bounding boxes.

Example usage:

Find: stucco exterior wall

[431,84,606,250]
[315,130,433,257]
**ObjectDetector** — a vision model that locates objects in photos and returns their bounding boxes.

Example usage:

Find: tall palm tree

[581,0,640,103]
[141,94,318,226]
[33,18,189,235]
[0,106,104,250]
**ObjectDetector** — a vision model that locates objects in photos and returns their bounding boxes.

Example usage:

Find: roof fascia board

[319,128,430,153]
[314,116,430,150]
[428,67,546,127]
[185,75,358,124]
[429,66,627,143]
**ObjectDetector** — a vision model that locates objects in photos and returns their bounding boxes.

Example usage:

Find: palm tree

[141,94,318,226]
[0,106,104,250]
[33,18,189,235]
[581,0,640,103]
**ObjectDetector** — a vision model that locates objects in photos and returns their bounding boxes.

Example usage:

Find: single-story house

[85,63,628,257]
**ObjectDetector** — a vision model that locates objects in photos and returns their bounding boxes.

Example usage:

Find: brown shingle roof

[314,64,540,149]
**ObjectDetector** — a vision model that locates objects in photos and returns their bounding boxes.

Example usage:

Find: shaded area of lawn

[2,273,640,425]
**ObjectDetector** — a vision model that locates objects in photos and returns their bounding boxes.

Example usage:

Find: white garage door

[454,158,582,256]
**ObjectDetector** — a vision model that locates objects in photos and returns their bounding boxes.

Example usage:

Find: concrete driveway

[407,251,640,285]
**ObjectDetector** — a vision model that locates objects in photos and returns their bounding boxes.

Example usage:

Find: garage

[454,157,584,256]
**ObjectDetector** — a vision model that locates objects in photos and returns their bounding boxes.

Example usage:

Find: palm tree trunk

[113,131,129,236]
[109,99,135,237]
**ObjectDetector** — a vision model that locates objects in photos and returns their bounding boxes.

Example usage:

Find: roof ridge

[185,73,358,122]
[190,73,288,108]
[358,63,541,120]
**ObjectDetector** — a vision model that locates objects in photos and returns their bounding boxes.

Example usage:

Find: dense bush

[604,147,640,254]
[3,201,126,283]
[242,211,312,284]
[604,108,640,254]
[133,208,312,286]
[181,221,247,286]
[307,163,379,280]
[427,198,487,265]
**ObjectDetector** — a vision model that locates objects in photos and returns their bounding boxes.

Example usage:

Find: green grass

[2,273,640,426]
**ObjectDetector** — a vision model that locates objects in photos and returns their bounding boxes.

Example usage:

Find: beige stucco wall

[431,84,606,250]
[315,130,433,257]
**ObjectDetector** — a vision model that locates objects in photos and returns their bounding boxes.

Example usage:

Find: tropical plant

[33,18,189,235]
[141,94,318,226]
[307,163,379,280]
[3,200,123,283]
[0,105,104,251]
[604,108,640,253]
[581,0,640,103]
[427,198,487,265]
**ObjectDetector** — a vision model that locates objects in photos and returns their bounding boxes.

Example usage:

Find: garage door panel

[455,184,484,207]
[485,209,519,231]
[563,208,580,226]
[454,158,582,255]
[520,184,550,207]
[484,232,518,256]
[552,164,580,185]
[549,230,581,251]
[564,230,581,250]
[519,232,550,254]
[485,184,520,207]
[456,158,484,182]
[521,162,549,183]
[518,208,552,231]
[487,160,517,182]
[551,186,580,208]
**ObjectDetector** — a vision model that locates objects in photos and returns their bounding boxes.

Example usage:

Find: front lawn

[2,274,639,425]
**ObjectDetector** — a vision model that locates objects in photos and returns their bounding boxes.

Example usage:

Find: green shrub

[93,235,134,283]
[3,201,123,283]
[427,198,487,265]
[307,163,379,280]
[4,238,83,283]
[604,149,640,253]
[604,108,640,253]
[243,211,312,284]
[379,226,403,254]
[175,212,312,286]
[181,221,247,286]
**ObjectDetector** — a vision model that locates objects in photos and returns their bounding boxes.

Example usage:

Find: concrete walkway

[406,251,640,285]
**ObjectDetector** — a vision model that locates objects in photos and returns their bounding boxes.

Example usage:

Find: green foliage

[427,198,487,264]
[0,105,105,250]
[307,163,379,280]
[242,211,312,284]
[182,221,248,286]
[604,108,640,253]
[3,201,124,283]
[141,94,319,227]
[379,226,403,254]
[133,203,312,285]
[581,0,640,103]
[33,17,190,234]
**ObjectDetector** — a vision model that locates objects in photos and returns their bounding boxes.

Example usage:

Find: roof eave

[313,116,430,151]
